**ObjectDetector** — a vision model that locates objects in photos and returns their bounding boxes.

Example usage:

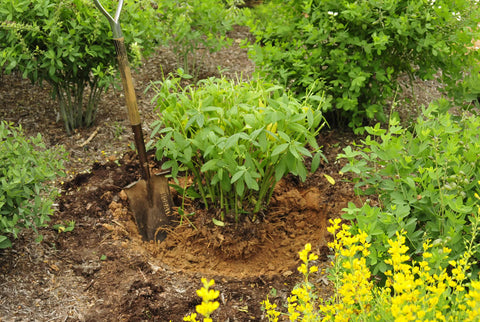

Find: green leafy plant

[0,121,66,248]
[243,0,480,130]
[338,103,480,275]
[158,0,233,80]
[111,121,125,140]
[150,75,326,222]
[52,220,75,233]
[0,0,161,133]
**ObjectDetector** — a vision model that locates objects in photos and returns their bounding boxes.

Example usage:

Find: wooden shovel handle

[113,37,149,181]
[93,0,150,182]
[113,38,141,126]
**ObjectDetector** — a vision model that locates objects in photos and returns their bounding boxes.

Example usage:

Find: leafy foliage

[158,0,234,80]
[243,0,480,130]
[0,0,161,133]
[150,75,326,222]
[339,103,480,275]
[0,122,66,248]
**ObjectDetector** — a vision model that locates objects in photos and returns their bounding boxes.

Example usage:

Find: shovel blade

[124,175,173,241]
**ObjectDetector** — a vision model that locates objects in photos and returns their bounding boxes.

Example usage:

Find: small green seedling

[53,220,76,233]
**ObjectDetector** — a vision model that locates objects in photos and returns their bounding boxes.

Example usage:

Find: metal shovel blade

[125,174,174,242]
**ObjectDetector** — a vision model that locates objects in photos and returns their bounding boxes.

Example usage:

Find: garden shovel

[93,0,173,241]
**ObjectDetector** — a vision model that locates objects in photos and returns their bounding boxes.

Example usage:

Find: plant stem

[190,166,209,209]
[254,165,275,213]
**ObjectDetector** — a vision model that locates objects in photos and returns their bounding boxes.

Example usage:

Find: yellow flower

[196,286,219,303]
[298,263,308,275]
[327,218,342,234]
[435,311,446,321]
[342,261,352,270]
[309,253,319,261]
[266,122,278,141]
[183,313,198,322]
[299,244,311,263]
[196,301,219,317]
[423,252,433,259]
[188,278,221,320]
[262,298,281,322]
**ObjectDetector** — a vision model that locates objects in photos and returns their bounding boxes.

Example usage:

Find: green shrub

[158,0,234,80]
[0,122,66,248]
[243,0,480,130]
[0,0,161,133]
[338,103,480,275]
[150,75,326,222]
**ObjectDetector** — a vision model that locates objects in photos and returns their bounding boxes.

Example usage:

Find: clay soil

[0,25,442,321]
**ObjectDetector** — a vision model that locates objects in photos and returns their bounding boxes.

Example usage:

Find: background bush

[0,0,161,133]
[157,0,234,81]
[0,121,66,248]
[339,103,480,276]
[243,0,480,130]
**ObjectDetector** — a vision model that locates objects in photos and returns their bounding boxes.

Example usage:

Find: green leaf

[310,152,321,173]
[0,235,12,249]
[201,159,218,172]
[235,179,245,197]
[244,172,259,190]
[297,162,307,181]
[275,158,288,182]
[212,218,225,227]
[272,143,289,156]
[288,144,301,159]
[295,145,312,158]
[231,170,245,184]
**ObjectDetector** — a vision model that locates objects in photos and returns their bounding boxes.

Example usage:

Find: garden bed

[0,25,443,321]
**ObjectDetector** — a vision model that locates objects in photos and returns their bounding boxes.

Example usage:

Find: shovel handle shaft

[131,123,150,181]
[113,37,141,126]
[113,37,150,181]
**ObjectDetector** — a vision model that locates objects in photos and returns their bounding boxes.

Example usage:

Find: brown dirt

[0,25,441,321]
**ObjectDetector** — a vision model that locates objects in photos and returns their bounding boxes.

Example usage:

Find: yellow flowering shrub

[184,278,220,322]
[263,218,480,321]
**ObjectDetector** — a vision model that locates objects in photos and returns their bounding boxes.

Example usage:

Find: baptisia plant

[0,122,66,248]
[150,75,327,223]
